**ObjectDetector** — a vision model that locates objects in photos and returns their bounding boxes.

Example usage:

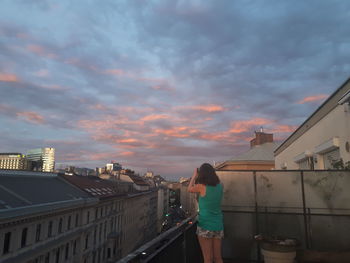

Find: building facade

[275,78,350,170]
[0,171,159,263]
[156,186,169,233]
[0,153,28,170]
[27,148,55,172]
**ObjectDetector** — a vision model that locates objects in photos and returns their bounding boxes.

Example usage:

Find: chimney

[250,131,273,148]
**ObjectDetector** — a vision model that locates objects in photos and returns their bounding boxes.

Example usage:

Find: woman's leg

[213,238,223,263]
[198,236,213,263]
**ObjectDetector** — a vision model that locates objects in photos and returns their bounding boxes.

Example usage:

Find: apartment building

[0,171,159,263]
[0,170,97,263]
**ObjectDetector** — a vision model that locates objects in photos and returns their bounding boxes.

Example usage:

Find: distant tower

[27,148,55,172]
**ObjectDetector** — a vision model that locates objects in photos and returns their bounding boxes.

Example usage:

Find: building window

[73,240,77,255]
[87,211,90,223]
[55,248,60,263]
[3,232,11,254]
[104,222,107,238]
[94,227,97,244]
[75,214,79,227]
[85,234,89,250]
[95,208,98,220]
[48,221,53,237]
[45,252,50,263]
[21,228,28,248]
[58,218,63,233]
[68,216,71,230]
[35,224,41,242]
[65,243,69,260]
[99,223,102,242]
[323,149,341,169]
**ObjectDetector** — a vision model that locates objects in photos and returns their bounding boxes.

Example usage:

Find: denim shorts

[196,226,224,239]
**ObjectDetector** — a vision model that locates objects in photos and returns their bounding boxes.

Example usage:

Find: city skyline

[1,1,350,179]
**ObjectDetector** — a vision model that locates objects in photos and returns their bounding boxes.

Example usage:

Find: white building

[275,78,350,170]
[27,148,55,172]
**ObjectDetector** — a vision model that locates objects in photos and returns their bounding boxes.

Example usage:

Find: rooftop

[61,174,125,198]
[0,171,90,210]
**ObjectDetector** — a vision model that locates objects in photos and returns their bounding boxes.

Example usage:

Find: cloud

[140,114,169,122]
[0,73,19,82]
[154,126,199,138]
[190,104,227,113]
[34,69,50,77]
[297,94,328,104]
[1,0,350,179]
[16,111,45,124]
[229,118,273,133]
[26,44,58,59]
[104,69,125,76]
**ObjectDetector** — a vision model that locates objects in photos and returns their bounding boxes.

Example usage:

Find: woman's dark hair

[196,163,220,186]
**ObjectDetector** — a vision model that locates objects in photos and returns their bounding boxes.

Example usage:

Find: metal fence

[217,170,350,261]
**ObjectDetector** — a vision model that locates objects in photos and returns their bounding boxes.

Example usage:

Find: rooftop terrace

[118,169,350,263]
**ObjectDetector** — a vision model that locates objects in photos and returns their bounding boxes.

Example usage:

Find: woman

[188,163,224,263]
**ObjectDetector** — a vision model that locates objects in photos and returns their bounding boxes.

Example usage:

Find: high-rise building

[27,148,55,172]
[0,153,28,170]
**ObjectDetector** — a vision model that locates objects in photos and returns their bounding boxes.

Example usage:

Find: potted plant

[255,234,298,263]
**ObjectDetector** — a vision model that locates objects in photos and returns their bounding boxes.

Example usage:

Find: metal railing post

[300,170,310,249]
[253,171,261,262]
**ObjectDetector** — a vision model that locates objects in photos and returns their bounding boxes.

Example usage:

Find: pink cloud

[119,151,135,157]
[191,104,227,113]
[16,111,45,124]
[271,124,298,133]
[90,104,108,111]
[26,44,57,59]
[297,94,328,104]
[0,73,19,82]
[64,58,98,72]
[229,118,272,133]
[154,126,199,138]
[140,114,169,122]
[41,84,69,91]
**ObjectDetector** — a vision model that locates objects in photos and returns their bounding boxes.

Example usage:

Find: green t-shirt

[198,183,223,231]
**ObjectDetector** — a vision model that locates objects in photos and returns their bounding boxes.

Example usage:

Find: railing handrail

[117,217,196,263]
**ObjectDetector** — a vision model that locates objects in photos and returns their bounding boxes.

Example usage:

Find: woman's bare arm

[188,168,205,197]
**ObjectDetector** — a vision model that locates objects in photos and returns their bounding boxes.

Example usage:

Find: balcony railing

[117,217,202,263]
[118,170,350,263]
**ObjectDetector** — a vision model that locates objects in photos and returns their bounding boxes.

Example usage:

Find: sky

[1,0,350,180]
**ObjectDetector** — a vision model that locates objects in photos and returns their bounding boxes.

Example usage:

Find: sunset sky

[1,0,350,179]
